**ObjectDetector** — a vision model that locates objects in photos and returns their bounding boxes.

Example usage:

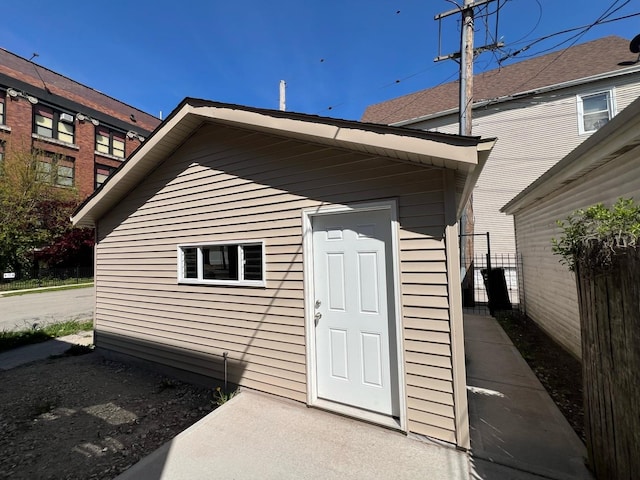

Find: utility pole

[435,0,502,306]
[460,0,474,137]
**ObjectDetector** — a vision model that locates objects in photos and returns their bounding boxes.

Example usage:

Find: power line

[499,1,633,62]
[495,1,632,97]
[317,2,638,121]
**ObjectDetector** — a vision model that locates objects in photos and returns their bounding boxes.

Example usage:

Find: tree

[0,147,93,273]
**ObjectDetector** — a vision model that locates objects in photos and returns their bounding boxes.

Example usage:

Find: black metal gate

[460,232,523,315]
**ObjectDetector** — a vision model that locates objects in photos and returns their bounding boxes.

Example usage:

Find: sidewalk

[0,331,94,370]
[465,314,592,479]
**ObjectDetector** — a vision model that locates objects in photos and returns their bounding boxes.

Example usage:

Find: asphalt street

[0,287,94,331]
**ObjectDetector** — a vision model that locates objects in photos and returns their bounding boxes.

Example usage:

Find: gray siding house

[362,36,640,266]
[502,95,640,359]
[72,99,495,448]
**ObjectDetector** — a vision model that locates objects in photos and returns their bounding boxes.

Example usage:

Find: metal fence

[0,266,94,291]
[463,253,524,315]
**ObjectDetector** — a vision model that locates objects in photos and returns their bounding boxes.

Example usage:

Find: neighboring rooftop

[362,36,639,125]
[0,48,160,133]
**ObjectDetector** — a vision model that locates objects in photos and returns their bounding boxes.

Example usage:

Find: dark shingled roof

[0,48,161,133]
[362,36,638,125]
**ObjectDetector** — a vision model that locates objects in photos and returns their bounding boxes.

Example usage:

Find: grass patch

[1,283,93,297]
[0,320,93,353]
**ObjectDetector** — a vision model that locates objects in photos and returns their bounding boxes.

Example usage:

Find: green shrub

[552,198,640,272]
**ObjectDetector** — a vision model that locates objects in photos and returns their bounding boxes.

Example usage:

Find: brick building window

[37,152,75,187]
[34,106,75,144]
[0,91,5,125]
[96,127,126,158]
[95,164,116,189]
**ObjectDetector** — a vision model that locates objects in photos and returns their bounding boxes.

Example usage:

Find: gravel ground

[0,351,215,480]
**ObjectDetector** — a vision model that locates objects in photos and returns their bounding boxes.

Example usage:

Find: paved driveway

[0,287,94,331]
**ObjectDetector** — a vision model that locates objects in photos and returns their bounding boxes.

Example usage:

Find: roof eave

[458,138,496,218]
[72,100,489,228]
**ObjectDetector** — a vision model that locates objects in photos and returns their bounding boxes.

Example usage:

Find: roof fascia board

[391,66,640,127]
[458,139,495,218]
[72,103,194,226]
[502,97,640,214]
[192,105,480,165]
[72,101,489,227]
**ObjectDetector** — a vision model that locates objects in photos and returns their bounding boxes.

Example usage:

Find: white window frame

[576,89,616,135]
[177,240,265,287]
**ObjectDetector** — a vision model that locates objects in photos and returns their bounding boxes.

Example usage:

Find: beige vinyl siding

[409,74,640,256]
[513,147,640,359]
[96,122,459,443]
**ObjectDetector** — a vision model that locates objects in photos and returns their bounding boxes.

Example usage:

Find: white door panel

[313,209,399,416]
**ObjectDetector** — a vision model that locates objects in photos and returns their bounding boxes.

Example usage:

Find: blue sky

[2,1,638,121]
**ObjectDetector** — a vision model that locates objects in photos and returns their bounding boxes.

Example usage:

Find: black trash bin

[481,267,512,316]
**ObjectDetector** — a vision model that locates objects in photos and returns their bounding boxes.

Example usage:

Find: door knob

[314,312,322,325]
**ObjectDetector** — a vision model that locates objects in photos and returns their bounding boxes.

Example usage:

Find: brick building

[0,48,160,199]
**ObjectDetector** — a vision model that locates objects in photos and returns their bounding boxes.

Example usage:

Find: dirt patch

[0,352,216,479]
[495,311,585,442]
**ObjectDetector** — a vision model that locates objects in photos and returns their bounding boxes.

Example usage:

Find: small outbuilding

[72,99,495,448]
[502,94,640,359]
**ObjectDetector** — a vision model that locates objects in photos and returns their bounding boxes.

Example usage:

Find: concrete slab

[0,331,93,370]
[115,390,469,480]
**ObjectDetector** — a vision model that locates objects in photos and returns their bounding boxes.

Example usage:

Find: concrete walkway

[0,331,94,370]
[465,314,592,479]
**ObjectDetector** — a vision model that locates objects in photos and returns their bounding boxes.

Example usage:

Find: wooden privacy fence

[576,248,640,479]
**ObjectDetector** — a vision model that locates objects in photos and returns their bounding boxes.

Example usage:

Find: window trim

[576,89,616,135]
[177,240,266,287]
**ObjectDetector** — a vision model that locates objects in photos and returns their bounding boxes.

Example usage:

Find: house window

[177,241,265,286]
[96,127,126,158]
[34,106,75,144]
[95,164,117,189]
[577,91,614,134]
[37,152,75,187]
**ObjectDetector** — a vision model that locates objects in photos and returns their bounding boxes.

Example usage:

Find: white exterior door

[312,209,399,416]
